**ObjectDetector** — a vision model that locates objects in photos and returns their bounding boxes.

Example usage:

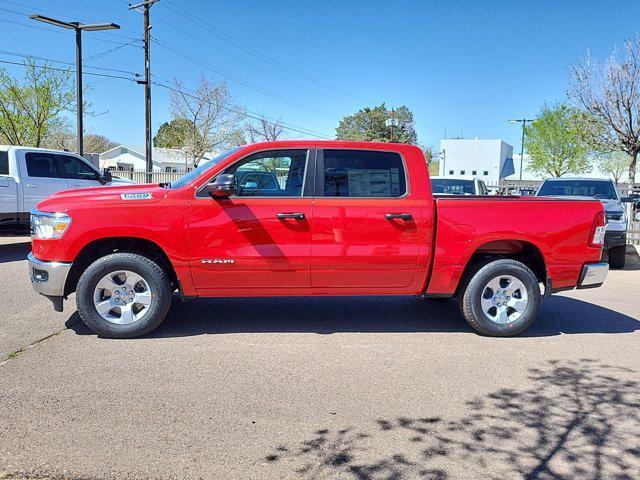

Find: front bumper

[27,252,72,297]
[604,231,627,249]
[577,262,608,289]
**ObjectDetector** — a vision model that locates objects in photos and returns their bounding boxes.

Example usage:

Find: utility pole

[75,27,83,156]
[129,0,159,181]
[508,118,535,181]
[30,15,120,157]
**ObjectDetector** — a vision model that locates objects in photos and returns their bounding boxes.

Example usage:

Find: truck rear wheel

[76,253,173,338]
[608,245,626,269]
[459,259,541,337]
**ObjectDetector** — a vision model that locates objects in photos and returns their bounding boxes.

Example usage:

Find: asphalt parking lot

[1,236,639,480]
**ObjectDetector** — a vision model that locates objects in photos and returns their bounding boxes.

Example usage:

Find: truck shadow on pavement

[0,240,30,264]
[262,359,640,480]
[66,294,640,338]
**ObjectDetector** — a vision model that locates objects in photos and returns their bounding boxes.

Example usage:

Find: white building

[439,139,514,184]
[99,145,217,173]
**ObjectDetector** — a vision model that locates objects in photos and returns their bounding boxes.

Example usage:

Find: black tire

[76,253,173,338]
[459,259,541,337]
[608,245,626,269]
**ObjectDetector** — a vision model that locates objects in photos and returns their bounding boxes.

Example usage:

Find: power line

[0,17,138,46]
[160,1,370,104]
[152,81,332,139]
[85,39,142,62]
[0,0,140,38]
[152,11,353,105]
[0,49,141,77]
[0,58,138,82]
[152,37,335,119]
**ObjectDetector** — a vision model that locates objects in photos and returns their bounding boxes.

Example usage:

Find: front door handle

[386,213,413,221]
[277,212,306,220]
[25,183,38,188]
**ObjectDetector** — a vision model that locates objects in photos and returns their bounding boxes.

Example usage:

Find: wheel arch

[455,239,547,297]
[64,236,179,297]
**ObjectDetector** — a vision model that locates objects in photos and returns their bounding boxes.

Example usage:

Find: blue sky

[1,0,639,152]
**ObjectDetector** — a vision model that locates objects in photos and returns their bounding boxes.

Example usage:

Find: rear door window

[322,149,406,197]
[25,152,60,178]
[0,151,8,175]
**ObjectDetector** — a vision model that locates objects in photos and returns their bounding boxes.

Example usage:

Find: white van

[0,145,131,231]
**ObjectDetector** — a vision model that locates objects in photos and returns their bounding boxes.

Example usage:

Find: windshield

[537,180,617,200]
[431,179,475,195]
[169,147,242,189]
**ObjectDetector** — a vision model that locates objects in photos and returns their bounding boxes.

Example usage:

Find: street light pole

[508,118,535,181]
[30,15,120,157]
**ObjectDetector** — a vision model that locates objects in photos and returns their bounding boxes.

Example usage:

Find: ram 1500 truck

[27,141,609,338]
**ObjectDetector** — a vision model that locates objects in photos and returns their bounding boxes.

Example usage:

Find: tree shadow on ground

[265,360,640,479]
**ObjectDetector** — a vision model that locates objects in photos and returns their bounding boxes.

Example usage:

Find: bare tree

[244,115,284,143]
[170,75,243,167]
[569,38,640,189]
[43,119,117,153]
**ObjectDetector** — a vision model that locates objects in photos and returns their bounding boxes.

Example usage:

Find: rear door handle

[386,213,413,221]
[277,212,306,220]
[25,183,38,188]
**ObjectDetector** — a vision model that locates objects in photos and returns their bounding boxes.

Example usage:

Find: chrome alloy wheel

[480,274,528,325]
[93,270,152,325]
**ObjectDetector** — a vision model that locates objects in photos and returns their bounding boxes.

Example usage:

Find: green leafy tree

[597,151,630,184]
[524,104,592,177]
[335,103,418,144]
[0,60,75,147]
[153,118,196,148]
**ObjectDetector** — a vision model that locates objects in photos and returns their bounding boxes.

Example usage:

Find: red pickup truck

[28,141,608,338]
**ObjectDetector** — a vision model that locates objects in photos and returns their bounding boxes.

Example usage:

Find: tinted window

[25,152,60,178]
[323,150,406,197]
[431,179,475,195]
[59,155,99,180]
[223,149,308,197]
[0,151,8,175]
[537,180,617,200]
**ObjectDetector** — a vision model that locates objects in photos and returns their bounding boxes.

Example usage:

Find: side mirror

[100,168,112,184]
[208,174,236,198]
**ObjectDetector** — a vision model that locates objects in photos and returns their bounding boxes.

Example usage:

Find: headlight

[30,212,72,239]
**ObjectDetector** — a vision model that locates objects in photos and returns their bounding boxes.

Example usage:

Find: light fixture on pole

[508,118,535,181]
[385,108,396,143]
[30,14,120,157]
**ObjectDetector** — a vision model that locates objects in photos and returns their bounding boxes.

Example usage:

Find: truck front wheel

[459,259,541,337]
[76,253,173,338]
